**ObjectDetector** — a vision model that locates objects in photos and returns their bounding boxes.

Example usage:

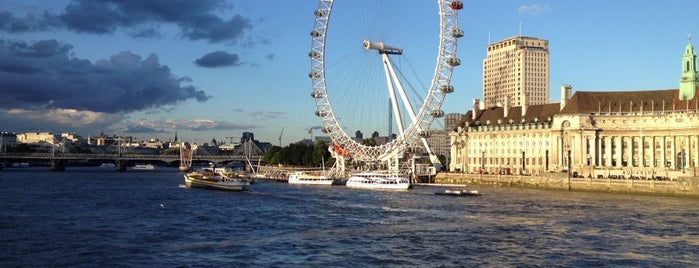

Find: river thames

[1,167,698,267]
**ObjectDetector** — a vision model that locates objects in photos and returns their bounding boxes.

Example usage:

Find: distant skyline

[1,1,697,145]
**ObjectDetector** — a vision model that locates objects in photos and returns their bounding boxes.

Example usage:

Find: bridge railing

[0,152,255,162]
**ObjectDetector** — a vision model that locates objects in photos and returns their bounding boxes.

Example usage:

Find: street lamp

[567,150,572,191]
[681,149,686,174]
[521,150,526,175]
[521,134,526,175]
[480,150,485,180]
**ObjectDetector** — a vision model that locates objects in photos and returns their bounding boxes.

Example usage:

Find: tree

[438,154,447,168]
[264,146,282,164]
[262,141,334,167]
[361,138,377,146]
[312,141,328,166]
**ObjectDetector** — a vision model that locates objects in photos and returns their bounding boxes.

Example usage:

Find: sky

[1,0,697,146]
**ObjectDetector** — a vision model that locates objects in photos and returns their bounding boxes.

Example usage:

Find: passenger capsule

[310,30,322,38]
[309,50,320,58]
[315,110,328,117]
[446,57,461,66]
[451,27,464,38]
[314,9,326,17]
[308,71,320,79]
[430,109,445,118]
[419,130,431,138]
[449,1,463,10]
[311,91,323,98]
[440,84,454,93]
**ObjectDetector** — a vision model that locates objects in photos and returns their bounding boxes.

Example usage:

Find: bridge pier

[50,159,66,172]
[115,160,127,172]
[178,165,192,172]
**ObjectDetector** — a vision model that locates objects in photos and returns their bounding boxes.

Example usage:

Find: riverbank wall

[435,172,699,197]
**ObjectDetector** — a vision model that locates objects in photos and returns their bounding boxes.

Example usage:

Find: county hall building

[449,38,699,180]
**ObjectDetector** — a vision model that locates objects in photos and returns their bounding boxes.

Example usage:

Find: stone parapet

[435,172,699,197]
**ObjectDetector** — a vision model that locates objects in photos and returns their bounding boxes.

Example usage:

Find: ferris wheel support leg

[382,54,405,136]
[334,155,345,176]
[383,55,417,122]
[421,137,443,171]
[328,147,346,177]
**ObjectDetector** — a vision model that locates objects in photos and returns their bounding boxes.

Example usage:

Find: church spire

[679,34,698,100]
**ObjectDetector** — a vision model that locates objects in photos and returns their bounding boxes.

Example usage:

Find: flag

[308,128,313,134]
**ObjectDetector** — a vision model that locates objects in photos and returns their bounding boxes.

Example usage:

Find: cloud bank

[123,118,258,133]
[0,1,265,137]
[0,39,210,113]
[0,38,212,134]
[0,0,254,44]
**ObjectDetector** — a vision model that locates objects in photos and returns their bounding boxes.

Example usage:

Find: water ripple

[0,168,697,267]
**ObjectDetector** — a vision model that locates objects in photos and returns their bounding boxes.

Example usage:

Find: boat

[183,168,250,191]
[435,189,481,197]
[345,172,411,190]
[133,164,156,170]
[213,165,245,177]
[11,162,29,168]
[288,172,334,185]
[100,162,116,168]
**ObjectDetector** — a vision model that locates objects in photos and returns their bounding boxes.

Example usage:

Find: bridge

[0,138,268,172]
[0,152,259,172]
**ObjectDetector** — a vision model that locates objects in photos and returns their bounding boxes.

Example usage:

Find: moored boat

[133,164,156,170]
[100,162,116,168]
[434,189,481,196]
[288,172,334,185]
[184,168,250,191]
[345,172,410,190]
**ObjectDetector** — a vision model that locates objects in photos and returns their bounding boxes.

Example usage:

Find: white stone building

[450,41,699,180]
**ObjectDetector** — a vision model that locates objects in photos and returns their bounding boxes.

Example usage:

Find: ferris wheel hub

[363,40,402,55]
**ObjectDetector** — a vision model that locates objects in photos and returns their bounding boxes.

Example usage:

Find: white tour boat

[345,172,411,190]
[288,172,334,185]
[184,168,250,191]
[133,164,156,170]
[100,162,116,168]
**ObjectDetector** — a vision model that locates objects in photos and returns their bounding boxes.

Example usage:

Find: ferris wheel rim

[309,0,461,162]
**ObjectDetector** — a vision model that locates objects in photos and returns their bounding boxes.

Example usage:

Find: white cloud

[122,118,259,133]
[6,108,123,128]
[518,4,552,16]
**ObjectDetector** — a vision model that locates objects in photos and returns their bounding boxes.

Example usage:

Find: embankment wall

[435,172,699,197]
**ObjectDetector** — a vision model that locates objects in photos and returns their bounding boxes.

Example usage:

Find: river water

[1,167,698,267]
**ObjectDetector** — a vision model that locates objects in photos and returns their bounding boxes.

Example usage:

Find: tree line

[264,141,334,167]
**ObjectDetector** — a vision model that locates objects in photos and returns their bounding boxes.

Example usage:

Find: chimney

[521,93,528,116]
[472,98,480,120]
[560,85,572,111]
[503,95,510,117]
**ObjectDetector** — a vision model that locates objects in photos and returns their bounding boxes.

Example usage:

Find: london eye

[308,0,463,174]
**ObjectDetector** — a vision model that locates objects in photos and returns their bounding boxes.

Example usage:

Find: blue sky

[1,1,697,146]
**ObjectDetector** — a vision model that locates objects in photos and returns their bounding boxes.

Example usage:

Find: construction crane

[225,136,238,145]
[278,128,284,147]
